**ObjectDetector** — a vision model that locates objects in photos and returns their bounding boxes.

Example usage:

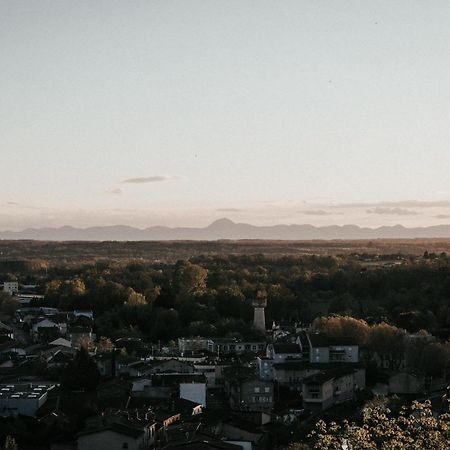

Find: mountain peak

[207,218,236,229]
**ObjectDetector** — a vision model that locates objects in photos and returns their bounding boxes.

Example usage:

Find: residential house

[227,378,274,412]
[302,368,360,411]
[77,414,156,450]
[149,359,195,374]
[266,343,303,362]
[213,339,266,356]
[178,337,215,354]
[31,318,64,343]
[194,360,231,387]
[308,334,359,363]
[220,419,268,450]
[302,372,335,411]
[0,323,14,340]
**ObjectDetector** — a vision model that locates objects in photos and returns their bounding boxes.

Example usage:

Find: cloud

[334,200,450,209]
[122,175,180,184]
[216,208,242,212]
[105,188,123,195]
[435,214,450,219]
[2,201,49,210]
[300,209,333,216]
[366,207,418,216]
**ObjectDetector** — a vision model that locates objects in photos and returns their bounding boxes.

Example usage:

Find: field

[0,238,450,263]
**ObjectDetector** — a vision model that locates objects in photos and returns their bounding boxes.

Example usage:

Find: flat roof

[0,384,54,400]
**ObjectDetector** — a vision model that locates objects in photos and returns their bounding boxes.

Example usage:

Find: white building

[3,282,18,296]
[0,384,55,417]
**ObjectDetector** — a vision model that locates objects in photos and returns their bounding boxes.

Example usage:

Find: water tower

[253,291,267,332]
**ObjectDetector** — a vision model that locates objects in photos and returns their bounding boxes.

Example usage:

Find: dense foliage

[5,252,450,343]
[292,400,450,450]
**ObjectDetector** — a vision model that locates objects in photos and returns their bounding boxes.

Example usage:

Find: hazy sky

[1,1,450,230]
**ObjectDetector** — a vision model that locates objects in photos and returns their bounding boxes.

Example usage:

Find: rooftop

[308,334,358,347]
[272,343,302,354]
[0,383,54,400]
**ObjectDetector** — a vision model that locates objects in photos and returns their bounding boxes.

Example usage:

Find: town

[0,249,449,449]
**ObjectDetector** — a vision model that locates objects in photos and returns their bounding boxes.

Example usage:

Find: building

[302,372,335,411]
[302,368,361,411]
[0,383,55,417]
[227,378,274,412]
[308,334,359,363]
[257,358,274,381]
[213,339,266,356]
[178,337,214,354]
[77,414,156,450]
[266,343,303,362]
[3,281,18,296]
[180,381,207,406]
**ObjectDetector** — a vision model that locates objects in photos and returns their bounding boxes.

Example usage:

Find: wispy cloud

[216,208,242,212]
[122,175,180,184]
[300,209,333,216]
[435,214,450,219]
[333,200,450,209]
[367,207,418,216]
[105,188,123,195]
[2,201,49,210]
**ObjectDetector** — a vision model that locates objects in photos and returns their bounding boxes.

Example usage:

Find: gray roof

[272,343,301,354]
[309,334,357,347]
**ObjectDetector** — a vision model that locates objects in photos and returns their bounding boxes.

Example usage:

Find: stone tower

[253,291,267,332]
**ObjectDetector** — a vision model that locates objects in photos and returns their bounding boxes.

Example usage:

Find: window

[254,387,260,393]
[264,387,270,393]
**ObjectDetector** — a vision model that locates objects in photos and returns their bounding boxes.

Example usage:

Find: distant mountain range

[2,218,450,241]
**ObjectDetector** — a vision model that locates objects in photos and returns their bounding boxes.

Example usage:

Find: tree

[300,400,450,450]
[62,347,99,391]
[97,336,114,352]
[313,316,370,346]
[216,286,246,319]
[367,322,406,370]
[0,296,20,315]
[1,436,18,450]
[125,287,147,306]
[173,261,207,297]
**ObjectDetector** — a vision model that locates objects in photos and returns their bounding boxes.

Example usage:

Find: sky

[1,1,450,230]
